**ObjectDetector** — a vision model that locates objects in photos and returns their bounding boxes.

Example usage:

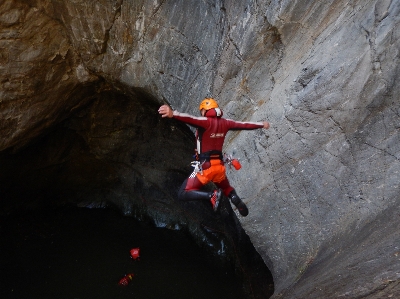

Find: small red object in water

[130,248,140,260]
[118,273,134,286]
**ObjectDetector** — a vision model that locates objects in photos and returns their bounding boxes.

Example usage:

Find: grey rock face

[1,0,399,298]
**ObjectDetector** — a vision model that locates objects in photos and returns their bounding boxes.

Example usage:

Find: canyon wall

[1,0,399,298]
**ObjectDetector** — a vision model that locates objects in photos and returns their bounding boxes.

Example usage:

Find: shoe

[210,189,222,212]
[229,190,248,217]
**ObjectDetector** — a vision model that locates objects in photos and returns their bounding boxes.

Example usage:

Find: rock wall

[1,0,399,298]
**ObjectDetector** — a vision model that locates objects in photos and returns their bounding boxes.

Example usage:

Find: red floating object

[118,273,134,286]
[130,247,140,260]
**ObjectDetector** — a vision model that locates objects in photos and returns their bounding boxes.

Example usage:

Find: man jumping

[158,98,270,216]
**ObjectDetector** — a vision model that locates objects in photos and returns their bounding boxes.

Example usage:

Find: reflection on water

[0,206,245,299]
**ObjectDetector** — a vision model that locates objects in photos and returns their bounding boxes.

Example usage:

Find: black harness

[197,150,223,161]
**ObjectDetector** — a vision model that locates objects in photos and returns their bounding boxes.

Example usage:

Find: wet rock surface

[1,0,399,298]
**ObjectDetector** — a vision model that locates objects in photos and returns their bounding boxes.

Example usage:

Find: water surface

[1,206,245,299]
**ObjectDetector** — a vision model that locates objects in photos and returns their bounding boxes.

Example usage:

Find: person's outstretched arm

[159,104,270,129]
[225,118,270,130]
[158,104,208,128]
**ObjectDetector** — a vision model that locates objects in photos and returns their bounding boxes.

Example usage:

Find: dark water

[0,206,245,299]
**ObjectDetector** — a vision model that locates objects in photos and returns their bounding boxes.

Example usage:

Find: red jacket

[173,108,263,153]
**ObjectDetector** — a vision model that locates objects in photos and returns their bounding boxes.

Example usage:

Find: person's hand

[158,105,173,118]
[263,121,270,129]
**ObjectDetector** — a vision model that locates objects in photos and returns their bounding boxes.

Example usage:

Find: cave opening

[0,84,274,298]
[0,84,193,212]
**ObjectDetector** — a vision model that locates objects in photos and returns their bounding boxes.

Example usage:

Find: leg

[178,177,209,201]
[215,178,248,217]
[228,189,249,217]
[178,177,222,211]
[215,177,234,197]
[178,175,221,211]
